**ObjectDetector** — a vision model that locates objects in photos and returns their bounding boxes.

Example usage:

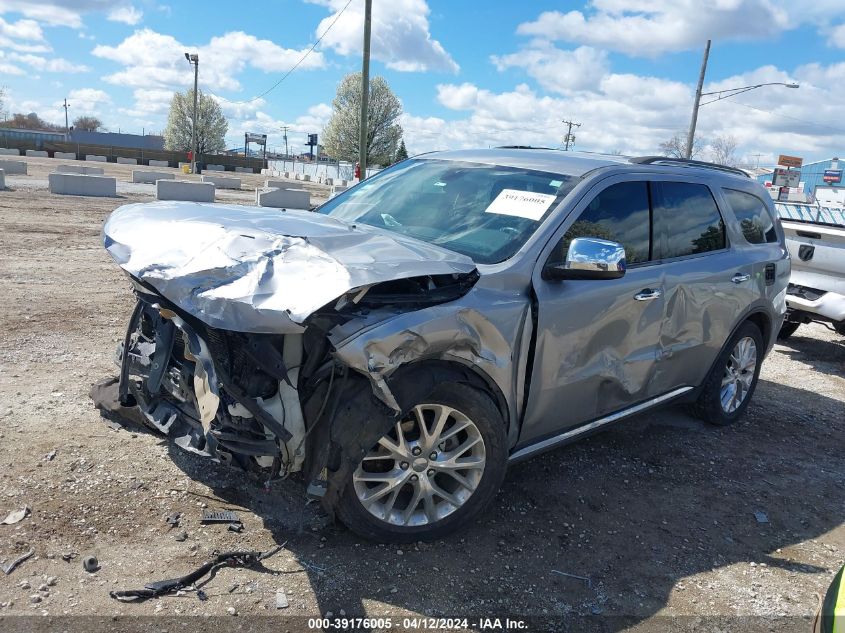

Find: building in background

[756,157,844,204]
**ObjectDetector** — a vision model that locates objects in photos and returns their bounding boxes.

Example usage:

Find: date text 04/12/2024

[307,617,529,630]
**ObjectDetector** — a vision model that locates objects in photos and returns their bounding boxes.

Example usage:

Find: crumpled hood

[103,201,477,333]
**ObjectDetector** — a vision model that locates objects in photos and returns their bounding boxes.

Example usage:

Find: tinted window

[653,182,725,258]
[722,188,777,244]
[550,181,650,265]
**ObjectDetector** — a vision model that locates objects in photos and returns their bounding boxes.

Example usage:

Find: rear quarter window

[652,181,726,259]
[722,188,778,244]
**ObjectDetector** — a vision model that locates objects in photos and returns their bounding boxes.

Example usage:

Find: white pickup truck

[775,202,845,339]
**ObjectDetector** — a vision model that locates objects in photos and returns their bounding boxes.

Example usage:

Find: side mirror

[544,237,627,280]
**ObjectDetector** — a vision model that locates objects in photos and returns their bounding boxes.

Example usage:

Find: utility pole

[685,39,711,159]
[281,126,290,158]
[358,0,372,180]
[562,119,580,151]
[185,52,199,173]
[62,98,69,137]
[751,153,764,169]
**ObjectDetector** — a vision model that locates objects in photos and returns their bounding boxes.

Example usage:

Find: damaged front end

[102,201,488,505]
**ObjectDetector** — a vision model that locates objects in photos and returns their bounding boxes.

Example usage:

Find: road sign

[823,169,842,184]
[777,154,803,168]
[773,167,800,188]
[777,186,790,201]
[245,132,267,144]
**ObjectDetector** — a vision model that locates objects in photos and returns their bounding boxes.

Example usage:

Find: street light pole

[358,0,372,181]
[685,39,711,159]
[185,52,199,173]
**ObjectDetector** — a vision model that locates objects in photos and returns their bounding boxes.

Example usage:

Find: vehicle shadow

[96,377,844,630]
[776,331,845,377]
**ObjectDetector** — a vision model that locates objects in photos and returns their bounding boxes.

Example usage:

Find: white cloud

[310,0,458,73]
[0,15,51,51]
[92,28,325,95]
[0,0,124,28]
[828,22,845,48]
[107,5,143,25]
[64,88,112,112]
[224,103,333,149]
[404,57,845,164]
[515,1,845,56]
[492,45,608,94]
[8,52,89,72]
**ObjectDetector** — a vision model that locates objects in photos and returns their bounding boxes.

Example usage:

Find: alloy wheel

[720,336,758,413]
[352,404,486,527]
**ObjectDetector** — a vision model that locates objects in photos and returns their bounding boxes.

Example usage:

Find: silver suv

[103,149,790,542]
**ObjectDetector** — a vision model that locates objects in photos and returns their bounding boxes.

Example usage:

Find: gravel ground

[0,157,843,632]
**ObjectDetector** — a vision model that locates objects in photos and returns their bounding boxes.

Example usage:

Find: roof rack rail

[629,156,749,178]
[496,145,555,150]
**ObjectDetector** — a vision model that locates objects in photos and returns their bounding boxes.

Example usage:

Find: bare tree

[658,132,704,159]
[72,116,103,132]
[7,111,61,131]
[322,72,403,166]
[709,134,738,167]
[163,88,228,155]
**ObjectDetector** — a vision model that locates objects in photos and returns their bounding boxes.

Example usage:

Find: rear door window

[550,181,651,266]
[652,182,726,259]
[722,188,778,244]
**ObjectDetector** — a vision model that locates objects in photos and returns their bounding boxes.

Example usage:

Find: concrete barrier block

[157,179,215,202]
[132,170,175,184]
[149,159,169,167]
[0,148,20,156]
[330,185,348,197]
[86,155,107,162]
[201,174,241,189]
[25,150,48,157]
[48,172,116,197]
[206,164,225,171]
[116,157,137,165]
[0,169,5,189]
[235,166,253,173]
[178,162,189,169]
[0,159,27,175]
[265,179,300,189]
[261,168,271,175]
[54,164,104,175]
[255,187,310,209]
[324,177,333,186]
[54,152,76,160]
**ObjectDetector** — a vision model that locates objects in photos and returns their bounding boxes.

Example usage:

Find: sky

[1,0,845,166]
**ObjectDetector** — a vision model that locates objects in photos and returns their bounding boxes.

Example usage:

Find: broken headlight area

[116,296,309,478]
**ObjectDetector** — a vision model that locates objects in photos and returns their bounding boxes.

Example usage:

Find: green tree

[163,88,228,155]
[322,72,403,166]
[72,116,103,132]
[394,139,408,163]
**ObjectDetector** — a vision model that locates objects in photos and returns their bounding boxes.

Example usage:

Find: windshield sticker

[484,189,557,221]
[549,179,563,188]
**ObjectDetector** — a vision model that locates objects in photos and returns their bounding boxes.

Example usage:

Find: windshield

[316,158,578,264]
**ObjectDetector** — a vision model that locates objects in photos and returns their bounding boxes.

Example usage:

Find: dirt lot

[0,157,843,632]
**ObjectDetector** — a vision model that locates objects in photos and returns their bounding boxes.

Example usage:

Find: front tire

[692,321,763,426]
[337,383,508,543]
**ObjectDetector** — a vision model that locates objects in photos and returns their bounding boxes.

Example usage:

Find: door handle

[732,273,751,284]
[634,288,662,301]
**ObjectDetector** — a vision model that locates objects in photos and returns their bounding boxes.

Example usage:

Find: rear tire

[777,321,800,340]
[692,321,763,426]
[337,382,508,543]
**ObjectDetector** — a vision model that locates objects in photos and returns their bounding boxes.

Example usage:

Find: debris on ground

[166,513,181,528]
[1,506,30,525]
[275,589,289,609]
[551,569,593,588]
[174,531,188,542]
[109,545,284,602]
[43,449,56,462]
[754,511,770,524]
[201,509,243,532]
[82,556,100,572]
[2,548,34,575]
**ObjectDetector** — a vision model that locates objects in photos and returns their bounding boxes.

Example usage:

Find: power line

[213,0,354,105]
[727,100,845,135]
